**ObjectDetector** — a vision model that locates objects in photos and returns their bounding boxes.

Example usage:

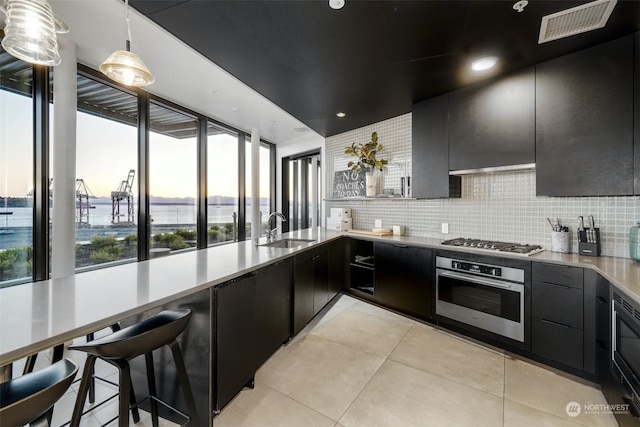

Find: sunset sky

[1,90,270,199]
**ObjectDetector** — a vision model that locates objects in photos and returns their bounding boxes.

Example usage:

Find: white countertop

[2,227,639,366]
[345,231,640,304]
[0,228,342,366]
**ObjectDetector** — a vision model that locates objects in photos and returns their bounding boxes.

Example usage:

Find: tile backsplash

[325,114,640,258]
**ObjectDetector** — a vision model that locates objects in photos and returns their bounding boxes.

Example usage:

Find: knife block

[578,228,601,256]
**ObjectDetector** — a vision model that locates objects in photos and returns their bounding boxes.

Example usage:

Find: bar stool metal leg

[145,352,159,427]
[70,354,98,427]
[168,339,201,427]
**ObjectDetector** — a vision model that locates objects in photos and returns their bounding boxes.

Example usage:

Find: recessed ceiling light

[513,0,528,13]
[336,112,346,118]
[232,107,239,112]
[329,0,345,10]
[212,90,222,95]
[471,56,498,71]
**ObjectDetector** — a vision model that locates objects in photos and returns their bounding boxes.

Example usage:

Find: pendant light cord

[125,0,132,51]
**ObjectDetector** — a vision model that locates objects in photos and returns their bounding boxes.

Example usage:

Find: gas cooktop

[441,238,544,256]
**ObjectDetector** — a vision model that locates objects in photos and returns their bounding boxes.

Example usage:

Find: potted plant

[345,131,388,197]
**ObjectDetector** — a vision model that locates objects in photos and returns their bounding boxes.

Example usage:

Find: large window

[245,138,273,239]
[1,59,277,284]
[149,101,198,256]
[75,74,138,269]
[207,122,238,246]
[0,50,34,285]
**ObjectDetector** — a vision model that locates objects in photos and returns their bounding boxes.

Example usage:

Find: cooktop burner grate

[441,238,543,255]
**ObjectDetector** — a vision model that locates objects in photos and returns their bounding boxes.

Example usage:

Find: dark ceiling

[130,0,640,138]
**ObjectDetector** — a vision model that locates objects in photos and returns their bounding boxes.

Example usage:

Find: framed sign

[332,170,365,198]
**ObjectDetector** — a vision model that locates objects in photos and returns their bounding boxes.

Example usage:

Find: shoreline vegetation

[0,196,270,208]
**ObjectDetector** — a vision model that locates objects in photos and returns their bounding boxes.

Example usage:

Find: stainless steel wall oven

[435,253,530,348]
[611,290,640,418]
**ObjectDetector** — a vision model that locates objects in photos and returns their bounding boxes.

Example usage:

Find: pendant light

[100,0,154,87]
[0,0,68,66]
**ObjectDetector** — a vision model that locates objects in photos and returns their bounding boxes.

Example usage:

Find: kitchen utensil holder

[551,231,571,253]
[578,228,601,256]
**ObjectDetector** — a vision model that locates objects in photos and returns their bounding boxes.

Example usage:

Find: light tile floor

[20,294,618,427]
[215,294,619,427]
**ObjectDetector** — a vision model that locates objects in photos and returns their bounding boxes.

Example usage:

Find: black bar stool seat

[0,358,78,427]
[69,309,200,427]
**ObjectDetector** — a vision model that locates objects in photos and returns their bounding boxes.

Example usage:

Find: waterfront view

[0,201,270,250]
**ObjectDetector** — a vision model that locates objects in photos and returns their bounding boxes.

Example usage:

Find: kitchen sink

[259,238,315,248]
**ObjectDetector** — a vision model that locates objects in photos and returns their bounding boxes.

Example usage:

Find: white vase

[365,172,376,197]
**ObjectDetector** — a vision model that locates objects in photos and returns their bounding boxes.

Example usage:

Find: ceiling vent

[538,0,617,44]
[293,127,310,133]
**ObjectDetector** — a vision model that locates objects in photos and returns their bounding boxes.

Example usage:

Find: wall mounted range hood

[449,163,536,176]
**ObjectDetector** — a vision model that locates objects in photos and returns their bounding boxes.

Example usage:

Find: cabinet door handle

[540,318,571,329]
[312,255,321,261]
[540,282,570,290]
[393,244,408,249]
[595,339,607,351]
[596,296,607,305]
[273,260,285,267]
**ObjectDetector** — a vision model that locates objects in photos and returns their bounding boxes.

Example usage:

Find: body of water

[0,203,270,250]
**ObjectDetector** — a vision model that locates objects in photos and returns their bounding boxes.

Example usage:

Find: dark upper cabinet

[449,67,535,171]
[536,35,635,196]
[412,95,461,199]
[374,243,433,321]
[635,32,640,195]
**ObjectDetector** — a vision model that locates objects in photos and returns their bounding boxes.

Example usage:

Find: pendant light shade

[1,0,65,66]
[100,0,154,87]
[100,43,154,87]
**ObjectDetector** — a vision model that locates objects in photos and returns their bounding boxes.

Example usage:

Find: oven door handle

[439,270,514,290]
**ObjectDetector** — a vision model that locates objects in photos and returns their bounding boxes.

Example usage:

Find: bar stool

[69,309,200,427]
[0,358,78,427]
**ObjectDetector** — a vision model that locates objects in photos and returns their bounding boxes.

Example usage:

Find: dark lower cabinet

[214,272,257,412]
[536,34,635,196]
[531,264,584,371]
[327,238,347,301]
[313,251,329,316]
[586,271,611,381]
[256,258,293,368]
[293,247,329,334]
[374,243,433,321]
[214,260,294,413]
[532,317,583,370]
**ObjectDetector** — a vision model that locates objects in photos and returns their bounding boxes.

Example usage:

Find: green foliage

[156,233,189,250]
[124,234,137,246]
[88,236,121,264]
[208,223,235,244]
[174,228,196,241]
[90,236,118,249]
[89,248,121,263]
[344,131,388,173]
[0,246,33,281]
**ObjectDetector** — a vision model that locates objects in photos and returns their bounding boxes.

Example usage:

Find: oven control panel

[451,261,502,277]
[436,256,525,283]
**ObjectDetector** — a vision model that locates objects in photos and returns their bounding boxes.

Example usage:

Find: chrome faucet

[266,212,287,242]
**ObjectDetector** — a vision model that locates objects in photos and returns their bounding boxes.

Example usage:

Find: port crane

[76,179,96,227]
[111,170,135,225]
